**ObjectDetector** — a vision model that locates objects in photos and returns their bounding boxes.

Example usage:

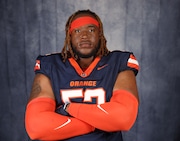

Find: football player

[25,9,139,141]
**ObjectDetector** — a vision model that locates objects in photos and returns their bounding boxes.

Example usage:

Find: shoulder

[36,52,63,63]
[109,50,132,56]
[34,53,64,74]
[105,50,139,75]
[106,50,134,61]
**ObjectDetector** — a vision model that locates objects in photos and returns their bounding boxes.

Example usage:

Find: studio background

[0,0,180,141]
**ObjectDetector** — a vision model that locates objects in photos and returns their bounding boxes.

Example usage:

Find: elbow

[115,105,138,131]
[25,117,41,140]
[107,104,138,132]
[25,97,56,140]
[117,114,137,131]
[26,129,38,140]
[25,110,45,140]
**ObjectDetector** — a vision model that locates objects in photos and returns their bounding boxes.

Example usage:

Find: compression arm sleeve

[68,90,138,132]
[25,97,94,140]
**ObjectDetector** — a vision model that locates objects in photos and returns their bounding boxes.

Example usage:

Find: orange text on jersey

[70,81,97,87]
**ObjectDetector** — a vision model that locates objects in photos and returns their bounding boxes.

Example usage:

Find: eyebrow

[74,25,97,30]
[87,25,97,28]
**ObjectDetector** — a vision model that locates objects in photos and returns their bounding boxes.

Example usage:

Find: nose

[80,31,88,39]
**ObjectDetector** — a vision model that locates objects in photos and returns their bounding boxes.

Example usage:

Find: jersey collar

[68,57,100,77]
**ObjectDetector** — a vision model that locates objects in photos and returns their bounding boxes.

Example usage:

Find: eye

[74,29,80,33]
[89,28,95,32]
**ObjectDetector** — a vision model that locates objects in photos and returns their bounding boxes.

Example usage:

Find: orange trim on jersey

[68,57,100,78]
[127,54,139,70]
[70,17,99,32]
[34,60,40,71]
[127,63,139,70]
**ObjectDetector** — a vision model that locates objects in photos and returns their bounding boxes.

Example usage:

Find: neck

[77,56,94,69]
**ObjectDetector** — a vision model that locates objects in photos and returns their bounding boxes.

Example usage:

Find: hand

[55,103,70,116]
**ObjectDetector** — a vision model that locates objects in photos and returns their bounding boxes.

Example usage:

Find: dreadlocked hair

[61,9,109,61]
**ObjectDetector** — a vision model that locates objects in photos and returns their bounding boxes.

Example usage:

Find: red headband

[70,16,99,32]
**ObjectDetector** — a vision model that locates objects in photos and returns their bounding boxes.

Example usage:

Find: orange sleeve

[68,90,138,132]
[25,97,94,140]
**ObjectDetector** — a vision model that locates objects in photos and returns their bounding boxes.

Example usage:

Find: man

[25,9,139,141]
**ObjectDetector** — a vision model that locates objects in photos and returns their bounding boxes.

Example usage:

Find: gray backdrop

[0,0,180,141]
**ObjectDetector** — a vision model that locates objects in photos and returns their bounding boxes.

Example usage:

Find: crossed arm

[25,70,139,140]
[25,74,94,140]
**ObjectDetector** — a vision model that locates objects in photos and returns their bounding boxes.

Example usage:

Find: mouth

[78,41,92,48]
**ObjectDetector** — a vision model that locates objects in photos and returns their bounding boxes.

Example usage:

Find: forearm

[67,90,139,132]
[25,97,94,140]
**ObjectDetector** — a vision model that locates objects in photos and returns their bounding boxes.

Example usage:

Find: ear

[98,28,102,37]
[99,32,102,37]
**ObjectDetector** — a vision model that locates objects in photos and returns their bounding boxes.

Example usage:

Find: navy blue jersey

[34,50,139,141]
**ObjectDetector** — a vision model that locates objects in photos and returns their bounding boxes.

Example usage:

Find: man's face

[70,15,100,58]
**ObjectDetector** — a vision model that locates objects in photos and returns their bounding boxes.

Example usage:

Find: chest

[50,58,120,106]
